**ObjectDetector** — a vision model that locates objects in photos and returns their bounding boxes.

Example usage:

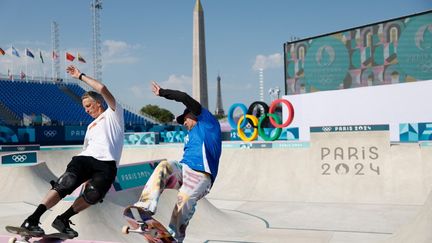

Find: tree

[140,104,175,124]
[214,114,226,120]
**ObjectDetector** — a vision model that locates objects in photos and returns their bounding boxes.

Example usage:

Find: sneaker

[21,218,45,236]
[51,216,78,237]
[133,202,155,216]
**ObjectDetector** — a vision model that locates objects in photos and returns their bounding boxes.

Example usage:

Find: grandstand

[0,78,158,128]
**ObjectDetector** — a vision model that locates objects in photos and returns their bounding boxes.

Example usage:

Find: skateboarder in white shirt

[20,65,124,237]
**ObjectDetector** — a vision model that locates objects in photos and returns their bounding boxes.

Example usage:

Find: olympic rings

[228,103,248,129]
[12,154,27,163]
[44,130,57,137]
[228,99,295,142]
[247,101,269,119]
[258,113,282,141]
[237,115,259,142]
[269,99,294,128]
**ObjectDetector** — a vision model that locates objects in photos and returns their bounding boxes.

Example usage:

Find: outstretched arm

[151,81,201,116]
[67,65,117,111]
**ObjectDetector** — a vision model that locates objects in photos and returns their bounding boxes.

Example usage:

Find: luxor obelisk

[192,0,208,108]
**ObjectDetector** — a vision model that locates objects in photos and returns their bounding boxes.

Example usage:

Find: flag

[12,46,20,57]
[23,113,32,126]
[26,48,35,58]
[77,53,86,63]
[41,113,51,126]
[66,52,75,61]
[0,48,5,55]
[39,51,44,63]
[52,51,59,60]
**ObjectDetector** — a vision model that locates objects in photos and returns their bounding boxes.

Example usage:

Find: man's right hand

[66,65,81,79]
[151,81,161,96]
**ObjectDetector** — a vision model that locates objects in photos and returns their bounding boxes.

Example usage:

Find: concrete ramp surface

[383,189,432,243]
[0,162,57,204]
[1,142,432,242]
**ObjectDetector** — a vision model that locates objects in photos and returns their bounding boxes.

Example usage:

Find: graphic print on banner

[1,152,37,165]
[310,124,390,177]
[285,10,432,95]
[113,159,164,191]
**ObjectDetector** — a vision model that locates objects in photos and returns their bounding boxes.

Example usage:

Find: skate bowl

[0,139,431,242]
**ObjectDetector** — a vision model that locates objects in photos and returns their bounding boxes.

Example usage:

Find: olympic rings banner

[228,99,295,142]
[1,152,37,165]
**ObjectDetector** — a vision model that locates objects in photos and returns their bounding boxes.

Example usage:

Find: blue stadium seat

[0,80,153,126]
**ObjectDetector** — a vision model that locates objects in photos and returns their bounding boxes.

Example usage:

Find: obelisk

[192,0,208,108]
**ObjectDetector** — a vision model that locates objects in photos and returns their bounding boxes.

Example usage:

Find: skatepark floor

[0,198,419,243]
[1,143,431,242]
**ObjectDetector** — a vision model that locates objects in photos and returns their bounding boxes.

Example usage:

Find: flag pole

[64,50,67,82]
[51,51,54,81]
[25,48,28,82]
[39,49,42,82]
[11,47,15,81]
[11,49,14,81]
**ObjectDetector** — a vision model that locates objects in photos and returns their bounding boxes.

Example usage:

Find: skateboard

[5,225,74,243]
[122,205,176,243]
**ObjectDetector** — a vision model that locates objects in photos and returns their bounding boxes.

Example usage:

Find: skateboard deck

[5,225,74,243]
[122,205,176,243]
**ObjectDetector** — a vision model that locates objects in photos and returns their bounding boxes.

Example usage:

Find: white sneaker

[133,201,146,208]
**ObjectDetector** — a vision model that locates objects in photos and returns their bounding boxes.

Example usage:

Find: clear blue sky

[1,0,431,115]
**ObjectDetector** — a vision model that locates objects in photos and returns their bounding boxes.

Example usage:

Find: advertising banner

[400,122,432,142]
[124,132,159,145]
[64,126,87,141]
[0,144,40,152]
[1,152,37,165]
[310,124,389,177]
[285,10,432,95]
[113,159,164,191]
[35,126,65,144]
[160,131,186,143]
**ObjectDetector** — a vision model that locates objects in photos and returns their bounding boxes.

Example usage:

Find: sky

[0,0,431,116]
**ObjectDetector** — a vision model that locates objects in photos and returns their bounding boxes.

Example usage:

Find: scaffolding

[51,21,60,81]
[91,0,102,81]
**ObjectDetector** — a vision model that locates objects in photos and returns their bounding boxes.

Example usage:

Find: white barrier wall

[283,80,432,141]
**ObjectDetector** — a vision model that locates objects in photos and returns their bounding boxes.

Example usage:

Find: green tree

[140,104,175,124]
[214,114,226,120]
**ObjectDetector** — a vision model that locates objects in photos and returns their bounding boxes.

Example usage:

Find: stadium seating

[0,79,152,127]
[65,82,151,126]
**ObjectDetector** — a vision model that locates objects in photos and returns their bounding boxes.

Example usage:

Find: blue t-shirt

[180,108,222,183]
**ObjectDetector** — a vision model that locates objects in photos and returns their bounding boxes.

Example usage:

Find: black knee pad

[52,172,78,198]
[82,182,104,205]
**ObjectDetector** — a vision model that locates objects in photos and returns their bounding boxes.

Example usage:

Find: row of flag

[0,46,86,63]
[65,52,86,63]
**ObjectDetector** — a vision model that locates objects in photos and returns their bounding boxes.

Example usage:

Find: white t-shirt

[79,101,124,164]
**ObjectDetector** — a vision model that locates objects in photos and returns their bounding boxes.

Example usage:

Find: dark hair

[176,108,197,124]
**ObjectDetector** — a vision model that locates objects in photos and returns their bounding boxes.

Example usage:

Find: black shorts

[65,156,117,198]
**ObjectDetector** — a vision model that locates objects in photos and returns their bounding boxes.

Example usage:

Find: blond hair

[81,91,103,104]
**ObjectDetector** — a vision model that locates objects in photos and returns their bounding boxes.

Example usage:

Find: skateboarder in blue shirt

[134,81,222,242]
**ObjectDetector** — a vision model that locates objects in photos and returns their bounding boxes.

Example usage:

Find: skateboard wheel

[8,237,17,243]
[121,225,130,234]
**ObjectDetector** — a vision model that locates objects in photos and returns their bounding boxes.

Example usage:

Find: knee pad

[82,182,103,205]
[52,172,78,198]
